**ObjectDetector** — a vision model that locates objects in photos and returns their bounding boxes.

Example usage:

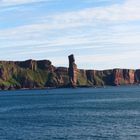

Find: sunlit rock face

[0,56,139,90]
[68,54,78,87]
[113,69,135,86]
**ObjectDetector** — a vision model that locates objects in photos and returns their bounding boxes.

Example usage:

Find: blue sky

[0,0,140,69]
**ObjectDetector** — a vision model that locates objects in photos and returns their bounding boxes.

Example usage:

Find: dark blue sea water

[0,86,140,140]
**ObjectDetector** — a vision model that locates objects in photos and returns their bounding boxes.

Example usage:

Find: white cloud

[0,0,45,6]
[48,0,140,25]
[0,0,139,41]
[0,0,140,69]
[0,0,140,35]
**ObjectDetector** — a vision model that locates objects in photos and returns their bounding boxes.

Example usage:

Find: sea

[0,86,140,140]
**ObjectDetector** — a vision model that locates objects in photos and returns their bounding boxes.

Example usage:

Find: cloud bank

[0,0,139,69]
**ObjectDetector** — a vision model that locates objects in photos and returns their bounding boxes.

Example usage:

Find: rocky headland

[0,54,139,90]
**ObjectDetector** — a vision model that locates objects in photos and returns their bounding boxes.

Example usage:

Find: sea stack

[68,54,78,87]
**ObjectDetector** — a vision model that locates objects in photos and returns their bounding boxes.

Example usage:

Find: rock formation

[68,54,78,87]
[0,55,139,90]
[113,69,135,85]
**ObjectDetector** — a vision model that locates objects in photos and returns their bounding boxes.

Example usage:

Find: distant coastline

[0,54,140,90]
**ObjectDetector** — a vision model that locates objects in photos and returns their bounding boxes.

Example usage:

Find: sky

[0,0,140,70]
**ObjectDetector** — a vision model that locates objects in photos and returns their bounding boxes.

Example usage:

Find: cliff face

[135,70,140,83]
[113,69,135,85]
[0,60,69,90]
[79,69,136,87]
[0,55,139,90]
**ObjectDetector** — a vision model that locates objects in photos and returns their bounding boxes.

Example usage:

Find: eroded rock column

[68,54,78,87]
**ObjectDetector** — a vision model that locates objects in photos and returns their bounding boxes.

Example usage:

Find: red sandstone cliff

[0,55,139,90]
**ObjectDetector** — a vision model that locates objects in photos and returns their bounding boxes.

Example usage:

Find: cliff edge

[0,55,139,90]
